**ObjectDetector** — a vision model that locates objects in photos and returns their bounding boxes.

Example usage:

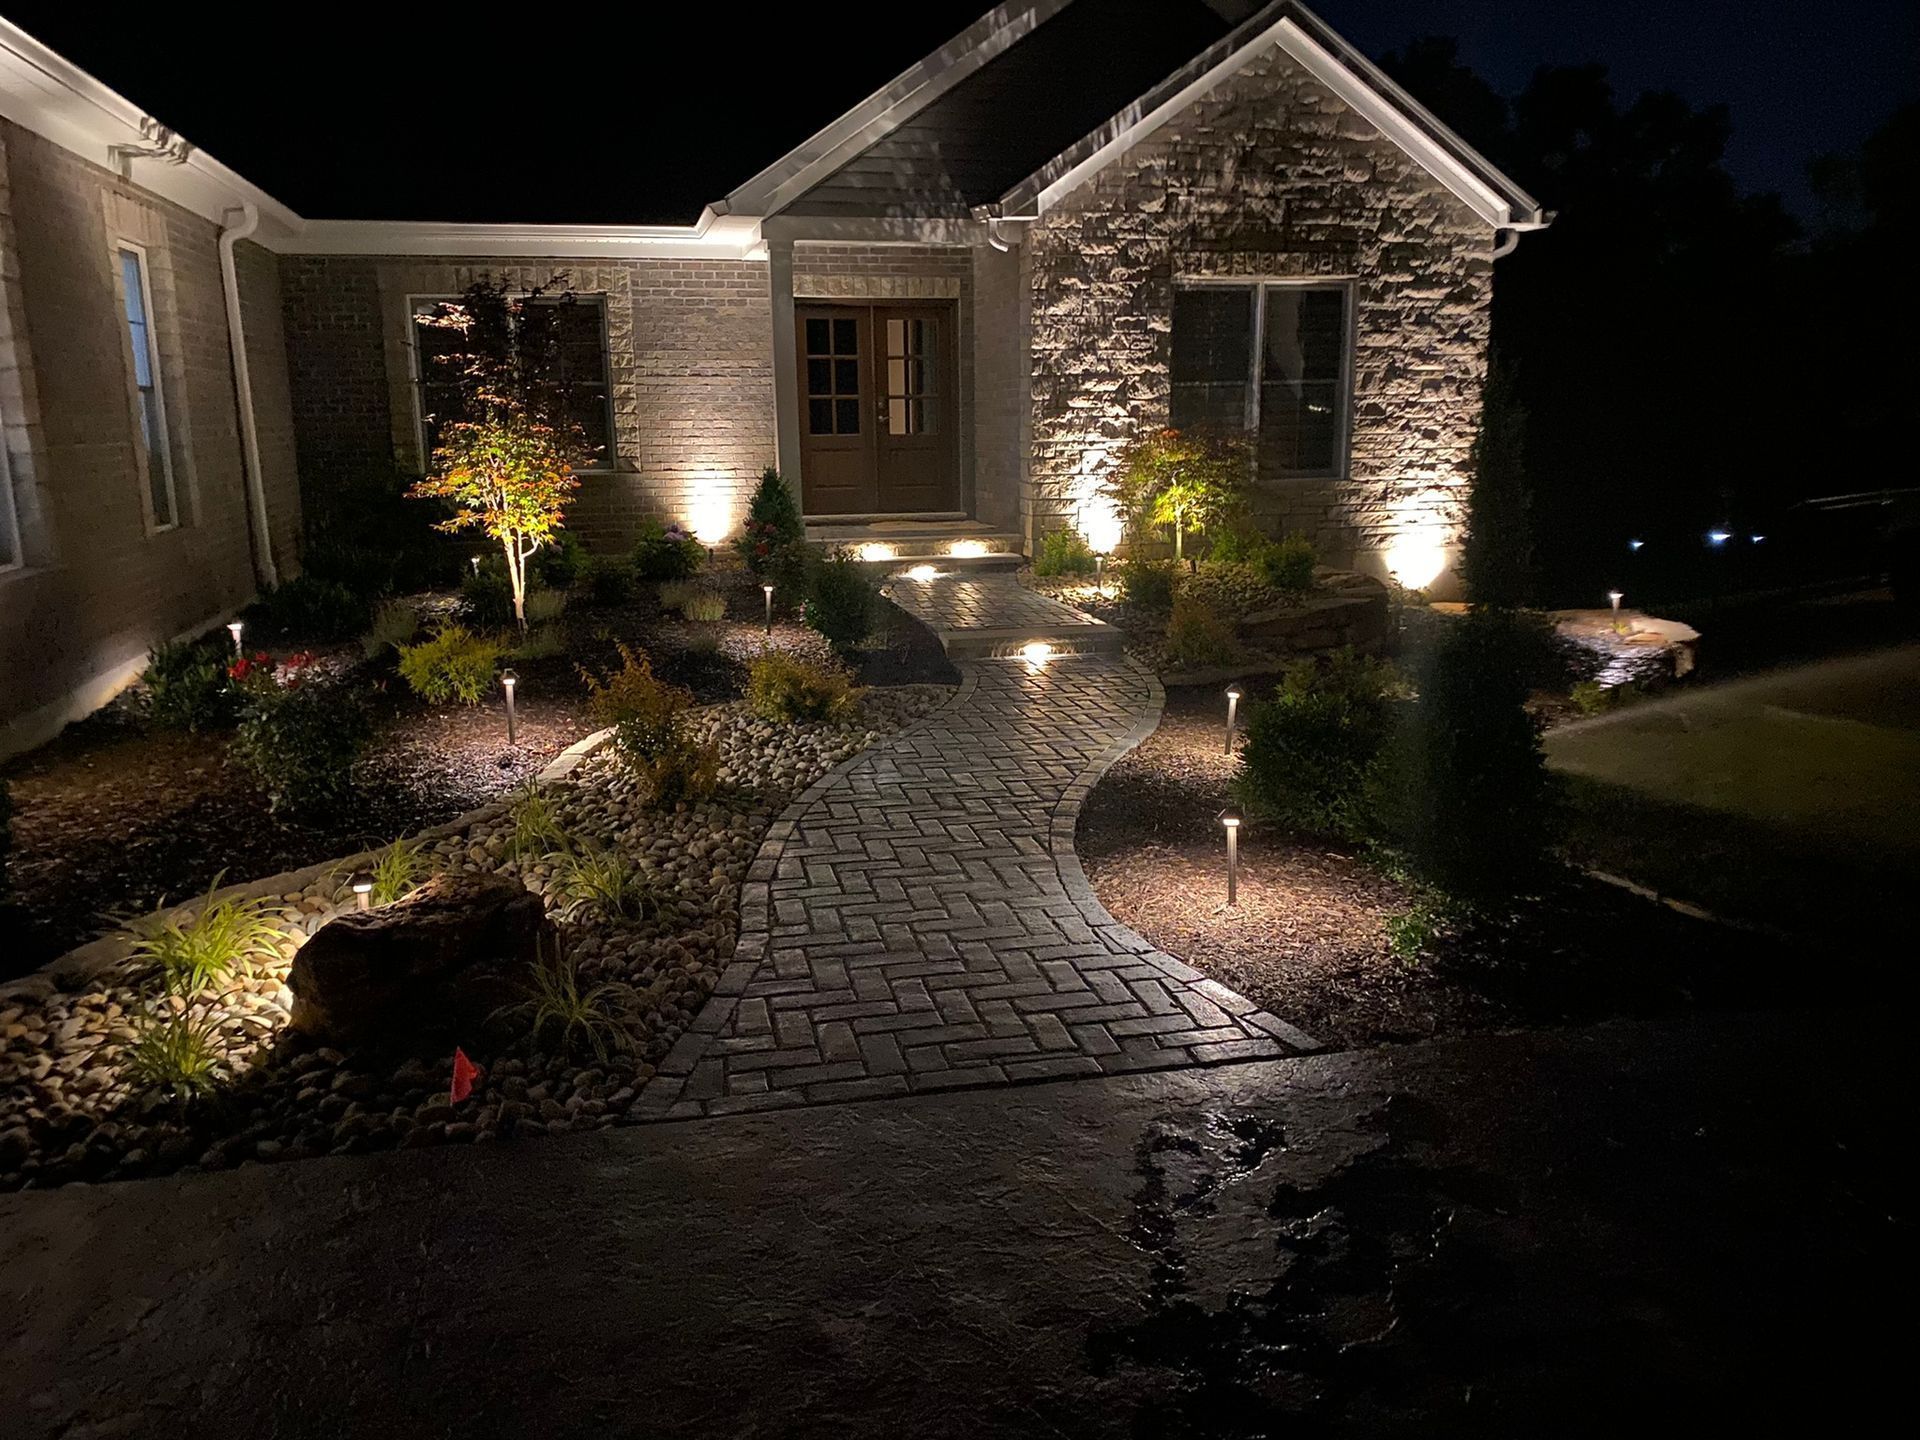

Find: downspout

[217,201,278,589]
[1492,213,1555,259]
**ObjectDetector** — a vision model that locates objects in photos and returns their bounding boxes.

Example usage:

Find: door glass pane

[806,318,829,353]
[909,319,931,359]
[835,398,861,434]
[887,357,906,394]
[888,398,907,435]
[834,359,859,394]
[808,399,833,435]
[832,318,858,354]
[807,358,831,394]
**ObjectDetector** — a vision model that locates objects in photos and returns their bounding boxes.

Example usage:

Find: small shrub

[642,739,720,807]
[581,643,721,804]
[657,579,698,612]
[1181,561,1276,619]
[460,560,516,628]
[510,625,565,661]
[733,467,803,571]
[128,879,284,998]
[804,553,879,651]
[1163,597,1242,669]
[398,625,504,706]
[531,530,586,591]
[682,627,721,658]
[523,586,568,625]
[632,519,704,582]
[1034,527,1097,577]
[142,636,235,731]
[1569,679,1612,716]
[680,589,726,623]
[577,553,635,608]
[252,575,370,643]
[361,599,419,660]
[366,838,432,905]
[124,1005,229,1103]
[1384,898,1449,962]
[507,782,572,860]
[556,845,659,923]
[1207,523,1269,568]
[1120,557,1178,610]
[1239,650,1402,842]
[502,935,641,1062]
[1259,533,1318,594]
[748,651,863,723]
[231,678,373,813]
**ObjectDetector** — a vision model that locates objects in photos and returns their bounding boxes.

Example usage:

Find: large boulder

[286,873,550,1049]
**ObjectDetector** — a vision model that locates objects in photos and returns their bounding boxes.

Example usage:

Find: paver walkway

[639,576,1315,1119]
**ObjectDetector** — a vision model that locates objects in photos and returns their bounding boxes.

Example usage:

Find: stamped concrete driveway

[2,1009,1897,1438]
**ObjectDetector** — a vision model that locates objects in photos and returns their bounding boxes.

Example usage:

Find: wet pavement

[1,1008,1898,1437]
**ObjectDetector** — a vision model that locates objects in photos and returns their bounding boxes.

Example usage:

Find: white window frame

[405,291,616,474]
[114,241,179,532]
[1173,277,1356,482]
[0,435,22,574]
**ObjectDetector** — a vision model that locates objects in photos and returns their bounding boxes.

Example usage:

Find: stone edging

[1051,658,1321,1054]
[636,671,981,1116]
[1,726,618,1004]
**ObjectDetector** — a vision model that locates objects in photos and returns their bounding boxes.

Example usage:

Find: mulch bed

[1078,684,1806,1051]
[2,572,954,979]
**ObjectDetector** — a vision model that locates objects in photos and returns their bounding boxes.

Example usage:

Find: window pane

[835,398,861,434]
[1170,287,1253,434]
[889,398,907,435]
[911,398,929,434]
[806,318,830,354]
[886,318,904,355]
[808,399,833,434]
[1260,287,1345,475]
[143,393,171,523]
[834,359,859,395]
[832,318,858,354]
[807,359,831,395]
[887,357,906,395]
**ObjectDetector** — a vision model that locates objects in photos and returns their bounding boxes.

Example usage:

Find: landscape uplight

[1224,683,1243,755]
[350,871,374,912]
[226,620,244,653]
[856,542,897,563]
[905,564,939,581]
[1020,640,1053,666]
[949,539,987,558]
[763,584,775,634]
[1218,806,1243,907]
[500,668,519,745]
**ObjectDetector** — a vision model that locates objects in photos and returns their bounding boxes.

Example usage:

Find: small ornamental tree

[409,276,588,631]
[1108,428,1248,563]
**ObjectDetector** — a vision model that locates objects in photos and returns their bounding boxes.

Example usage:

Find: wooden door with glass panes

[796,303,954,515]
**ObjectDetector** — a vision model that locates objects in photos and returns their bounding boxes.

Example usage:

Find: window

[117,245,176,528]
[411,294,613,468]
[804,315,862,435]
[1171,282,1351,479]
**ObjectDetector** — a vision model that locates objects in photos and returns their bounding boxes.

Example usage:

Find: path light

[1749,533,1765,544]
[763,584,775,634]
[470,554,482,575]
[500,668,519,745]
[1218,806,1243,908]
[1020,640,1053,667]
[1707,530,1732,547]
[1628,538,1645,552]
[350,871,374,912]
[905,564,939,582]
[226,619,244,654]
[1224,683,1243,755]
[1607,590,1624,634]
[949,539,987,558]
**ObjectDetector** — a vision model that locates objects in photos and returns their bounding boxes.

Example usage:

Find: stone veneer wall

[0,118,299,756]
[1025,42,1495,590]
[280,256,775,552]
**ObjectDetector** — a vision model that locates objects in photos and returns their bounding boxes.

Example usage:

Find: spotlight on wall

[949,539,988,558]
[350,871,374,912]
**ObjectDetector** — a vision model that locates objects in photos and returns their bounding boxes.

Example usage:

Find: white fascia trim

[991,2,1543,231]
[716,0,1072,220]
[287,211,767,260]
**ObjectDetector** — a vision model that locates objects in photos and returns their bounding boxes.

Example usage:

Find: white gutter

[1492,216,1554,259]
[217,201,277,589]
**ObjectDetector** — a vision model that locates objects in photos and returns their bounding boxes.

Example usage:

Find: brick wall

[280,255,775,551]
[0,118,294,755]
[1026,43,1495,588]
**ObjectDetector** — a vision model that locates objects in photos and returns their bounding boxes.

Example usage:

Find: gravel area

[1078,685,1800,1050]
[0,685,951,1191]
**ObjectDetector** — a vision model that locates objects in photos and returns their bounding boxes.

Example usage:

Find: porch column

[766,237,802,485]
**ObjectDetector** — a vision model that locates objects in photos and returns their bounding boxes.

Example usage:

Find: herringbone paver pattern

[638,634,1317,1120]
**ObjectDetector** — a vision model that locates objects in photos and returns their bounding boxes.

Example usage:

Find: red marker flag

[449,1047,479,1104]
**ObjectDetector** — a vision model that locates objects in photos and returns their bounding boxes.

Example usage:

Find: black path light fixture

[1224,682,1244,755]
[500,667,520,745]
[763,583,775,635]
[1218,805,1243,907]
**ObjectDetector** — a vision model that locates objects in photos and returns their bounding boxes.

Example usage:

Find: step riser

[939,630,1126,661]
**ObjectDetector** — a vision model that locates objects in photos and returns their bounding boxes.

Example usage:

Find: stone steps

[805,520,1025,572]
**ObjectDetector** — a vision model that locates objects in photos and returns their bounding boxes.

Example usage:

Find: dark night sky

[4,0,1913,224]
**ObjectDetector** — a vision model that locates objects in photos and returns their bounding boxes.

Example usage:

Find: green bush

[1120,557,1178,610]
[1370,608,1558,907]
[502,936,641,1062]
[576,553,635,608]
[1206,522,1268,567]
[657,580,697,612]
[460,560,516,628]
[1163,597,1242,669]
[124,1006,229,1104]
[803,553,878,651]
[127,877,285,997]
[680,589,726,623]
[231,679,373,813]
[522,585,568,626]
[555,845,659,924]
[733,467,804,575]
[1259,533,1318,594]
[398,625,504,706]
[509,626,565,661]
[251,575,370,644]
[361,599,419,660]
[1569,679,1611,716]
[581,644,720,805]
[531,530,586,591]
[142,636,236,731]
[365,837,433,905]
[747,651,863,723]
[1239,651,1402,842]
[1034,527,1098,577]
[632,520,704,582]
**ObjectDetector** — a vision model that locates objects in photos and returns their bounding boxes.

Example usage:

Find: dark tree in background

[1461,355,1533,608]
[1382,41,1912,606]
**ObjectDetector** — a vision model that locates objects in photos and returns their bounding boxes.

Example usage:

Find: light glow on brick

[1385,529,1448,590]
[856,542,898,562]
[949,539,988,558]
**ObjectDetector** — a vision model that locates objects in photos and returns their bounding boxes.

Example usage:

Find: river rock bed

[0,685,950,1190]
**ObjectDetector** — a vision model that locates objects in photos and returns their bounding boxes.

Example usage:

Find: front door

[796,303,956,515]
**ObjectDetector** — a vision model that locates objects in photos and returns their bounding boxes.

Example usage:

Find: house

[0,0,1543,755]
